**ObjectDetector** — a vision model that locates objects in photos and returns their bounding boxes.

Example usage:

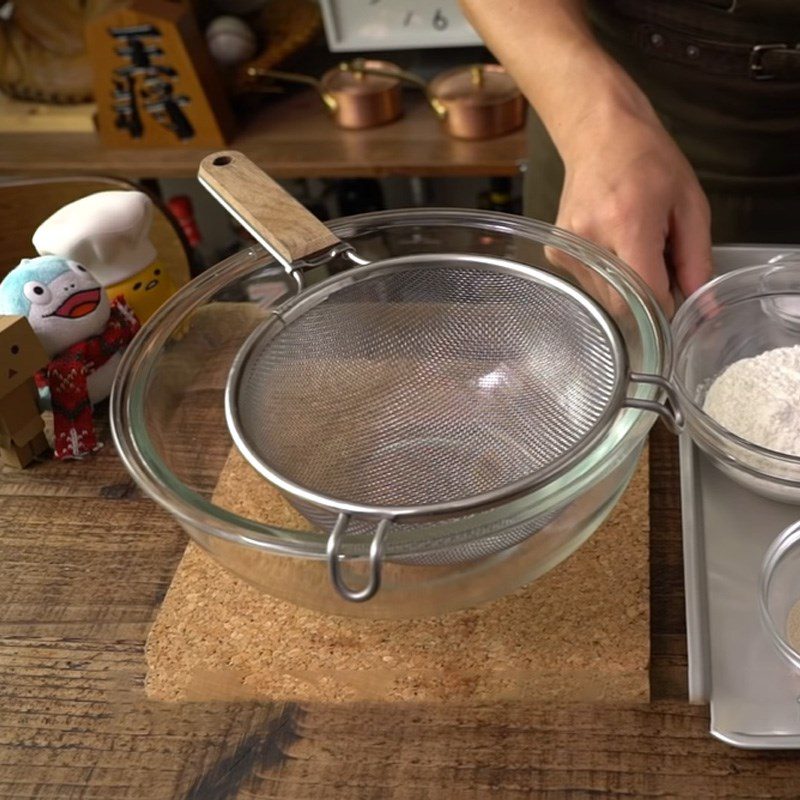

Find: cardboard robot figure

[0,315,49,468]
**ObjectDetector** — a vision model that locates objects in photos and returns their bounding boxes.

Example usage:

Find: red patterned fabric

[35,297,140,459]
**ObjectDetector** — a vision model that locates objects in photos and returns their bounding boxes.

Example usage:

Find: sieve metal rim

[225,251,629,522]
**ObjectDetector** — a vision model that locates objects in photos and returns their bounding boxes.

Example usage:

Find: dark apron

[524,0,800,244]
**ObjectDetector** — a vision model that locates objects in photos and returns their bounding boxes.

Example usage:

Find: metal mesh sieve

[226,254,627,529]
[198,151,680,604]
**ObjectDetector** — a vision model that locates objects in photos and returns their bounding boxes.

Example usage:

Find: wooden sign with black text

[86,0,235,148]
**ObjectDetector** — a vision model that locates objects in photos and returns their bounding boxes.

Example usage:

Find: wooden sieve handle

[198,151,342,270]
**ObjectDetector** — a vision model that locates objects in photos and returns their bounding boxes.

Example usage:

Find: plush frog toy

[0,256,140,459]
[33,190,177,324]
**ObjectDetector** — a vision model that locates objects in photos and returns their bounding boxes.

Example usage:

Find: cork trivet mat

[146,444,650,704]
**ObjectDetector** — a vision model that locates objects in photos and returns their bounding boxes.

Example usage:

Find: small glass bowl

[759,520,800,671]
[672,261,800,504]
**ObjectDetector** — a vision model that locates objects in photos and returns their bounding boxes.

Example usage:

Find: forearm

[459,0,659,158]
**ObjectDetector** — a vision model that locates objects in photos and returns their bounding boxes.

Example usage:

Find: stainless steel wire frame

[222,252,671,599]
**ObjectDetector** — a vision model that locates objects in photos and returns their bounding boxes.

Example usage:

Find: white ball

[205,15,258,66]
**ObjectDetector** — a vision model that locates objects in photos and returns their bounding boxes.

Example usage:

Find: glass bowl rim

[672,262,800,470]
[110,207,670,559]
[759,519,800,670]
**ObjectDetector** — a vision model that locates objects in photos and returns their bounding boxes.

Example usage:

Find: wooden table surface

[0,91,528,180]
[3,419,800,799]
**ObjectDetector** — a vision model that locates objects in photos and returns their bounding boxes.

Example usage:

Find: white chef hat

[33,190,157,287]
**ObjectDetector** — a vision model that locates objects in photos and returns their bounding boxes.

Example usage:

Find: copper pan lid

[429,64,520,106]
[321,60,402,95]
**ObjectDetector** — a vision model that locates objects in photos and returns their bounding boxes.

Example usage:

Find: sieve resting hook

[624,373,684,434]
[327,514,390,602]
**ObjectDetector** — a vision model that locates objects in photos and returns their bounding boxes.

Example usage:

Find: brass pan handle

[246,67,338,112]
[338,59,447,119]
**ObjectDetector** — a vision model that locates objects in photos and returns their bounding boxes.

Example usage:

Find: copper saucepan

[328,61,527,140]
[427,63,526,140]
[247,59,406,130]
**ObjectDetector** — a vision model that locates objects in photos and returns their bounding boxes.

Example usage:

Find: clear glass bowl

[110,209,670,618]
[760,520,800,671]
[672,261,800,504]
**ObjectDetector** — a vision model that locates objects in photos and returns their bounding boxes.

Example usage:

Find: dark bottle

[476,176,522,215]
[476,177,522,254]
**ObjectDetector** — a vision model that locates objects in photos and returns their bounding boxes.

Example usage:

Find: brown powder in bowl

[785,599,800,654]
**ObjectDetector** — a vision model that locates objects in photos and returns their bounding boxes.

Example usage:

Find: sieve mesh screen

[231,260,622,513]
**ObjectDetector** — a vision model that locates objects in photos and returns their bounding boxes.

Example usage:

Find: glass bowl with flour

[672,261,800,503]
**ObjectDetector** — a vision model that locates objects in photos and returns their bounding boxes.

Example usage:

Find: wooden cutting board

[145,443,650,704]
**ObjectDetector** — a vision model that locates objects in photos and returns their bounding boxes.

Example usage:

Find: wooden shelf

[0,90,528,180]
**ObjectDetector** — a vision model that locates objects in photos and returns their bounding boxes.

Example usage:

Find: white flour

[703,345,800,456]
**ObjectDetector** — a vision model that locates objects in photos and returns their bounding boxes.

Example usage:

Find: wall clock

[319,0,483,52]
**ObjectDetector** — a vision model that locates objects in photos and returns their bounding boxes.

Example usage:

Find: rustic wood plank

[0,633,292,799]
[0,431,296,798]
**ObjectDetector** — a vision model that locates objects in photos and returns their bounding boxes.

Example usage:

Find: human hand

[555,108,713,316]
[456,0,713,313]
